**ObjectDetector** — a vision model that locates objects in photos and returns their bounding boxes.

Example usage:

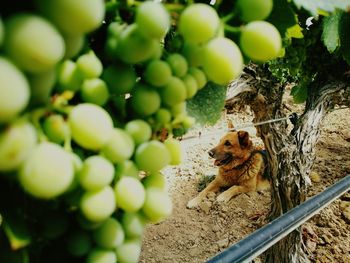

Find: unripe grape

[188,67,207,90]
[0,121,37,171]
[178,4,220,44]
[101,128,135,164]
[114,176,146,212]
[76,51,103,79]
[86,248,117,263]
[115,160,139,179]
[160,77,187,106]
[142,188,172,223]
[144,59,172,87]
[237,0,273,22]
[164,138,182,165]
[28,69,56,105]
[182,42,204,67]
[155,108,172,125]
[182,74,198,98]
[0,17,4,46]
[102,64,136,95]
[0,57,30,123]
[125,119,152,145]
[57,60,83,92]
[130,84,161,116]
[69,103,114,151]
[4,14,65,73]
[80,186,116,222]
[93,218,125,249]
[19,142,74,199]
[166,53,188,77]
[63,34,85,59]
[37,0,105,34]
[135,1,170,39]
[115,239,142,263]
[203,37,243,85]
[142,172,166,190]
[240,21,282,62]
[121,213,146,238]
[135,140,171,173]
[81,78,109,106]
[43,114,70,144]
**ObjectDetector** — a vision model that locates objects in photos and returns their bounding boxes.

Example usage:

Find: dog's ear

[238,131,250,148]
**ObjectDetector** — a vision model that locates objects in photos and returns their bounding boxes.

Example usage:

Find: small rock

[216,238,229,249]
[310,171,321,183]
[342,206,350,223]
[212,225,221,233]
[199,200,212,214]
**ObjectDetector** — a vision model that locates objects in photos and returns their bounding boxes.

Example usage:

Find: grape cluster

[0,0,283,262]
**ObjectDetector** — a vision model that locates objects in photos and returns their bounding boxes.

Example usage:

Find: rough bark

[226,64,350,263]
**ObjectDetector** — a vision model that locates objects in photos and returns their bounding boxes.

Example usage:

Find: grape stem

[221,12,236,23]
[224,24,241,34]
[30,108,48,143]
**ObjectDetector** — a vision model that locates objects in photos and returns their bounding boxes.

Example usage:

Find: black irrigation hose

[207,174,350,263]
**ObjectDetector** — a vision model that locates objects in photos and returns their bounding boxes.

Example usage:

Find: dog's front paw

[186,197,201,209]
[216,192,232,203]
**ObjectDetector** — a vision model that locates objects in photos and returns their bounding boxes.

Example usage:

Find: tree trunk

[226,65,350,263]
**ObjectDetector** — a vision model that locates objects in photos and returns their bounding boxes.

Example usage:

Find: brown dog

[187,130,270,208]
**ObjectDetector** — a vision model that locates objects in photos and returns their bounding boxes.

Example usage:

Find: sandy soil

[140,91,350,263]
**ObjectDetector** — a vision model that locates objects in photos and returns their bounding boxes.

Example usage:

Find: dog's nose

[208,149,215,158]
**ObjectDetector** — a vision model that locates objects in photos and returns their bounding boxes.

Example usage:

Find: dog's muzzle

[208,150,233,166]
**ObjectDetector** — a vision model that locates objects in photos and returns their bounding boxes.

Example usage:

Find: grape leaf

[322,10,342,53]
[291,84,308,104]
[186,82,226,126]
[267,0,297,36]
[293,0,350,16]
[339,12,350,64]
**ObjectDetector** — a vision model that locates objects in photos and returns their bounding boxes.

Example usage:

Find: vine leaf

[291,84,308,104]
[322,10,342,53]
[293,0,350,16]
[186,82,226,126]
[267,0,297,36]
[339,12,350,64]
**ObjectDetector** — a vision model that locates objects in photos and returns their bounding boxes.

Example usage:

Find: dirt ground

[139,90,350,263]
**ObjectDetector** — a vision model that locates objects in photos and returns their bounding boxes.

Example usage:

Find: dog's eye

[224,140,231,146]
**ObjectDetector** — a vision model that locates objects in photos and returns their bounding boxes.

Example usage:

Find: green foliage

[267,0,298,36]
[322,10,343,53]
[187,82,227,126]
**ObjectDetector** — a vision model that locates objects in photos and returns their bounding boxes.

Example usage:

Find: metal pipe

[207,174,350,263]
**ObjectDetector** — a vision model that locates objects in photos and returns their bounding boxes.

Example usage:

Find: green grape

[77,214,104,230]
[135,140,170,173]
[101,128,135,164]
[93,218,125,249]
[69,103,113,151]
[116,24,159,64]
[178,4,220,44]
[102,64,136,95]
[155,108,172,125]
[4,14,65,73]
[0,57,30,123]
[182,74,198,98]
[86,248,117,263]
[115,239,142,263]
[19,142,74,199]
[28,68,56,105]
[142,172,166,190]
[43,114,70,144]
[115,160,139,179]
[202,37,243,85]
[0,16,3,46]
[142,188,172,223]
[144,59,172,87]
[130,84,161,116]
[121,213,145,238]
[124,119,152,145]
[76,51,103,78]
[0,121,37,172]
[188,67,207,89]
[182,42,204,67]
[57,60,83,91]
[63,34,85,59]
[182,116,196,129]
[37,0,105,34]
[79,155,115,191]
[81,78,109,106]
[237,0,273,22]
[80,185,116,222]
[166,53,188,77]
[240,21,282,62]
[135,1,170,39]
[115,176,146,212]
[66,229,92,257]
[66,152,83,192]
[171,102,186,117]
[160,77,187,106]
[164,138,182,165]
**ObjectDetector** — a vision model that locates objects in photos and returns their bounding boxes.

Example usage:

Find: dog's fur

[187,130,270,208]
